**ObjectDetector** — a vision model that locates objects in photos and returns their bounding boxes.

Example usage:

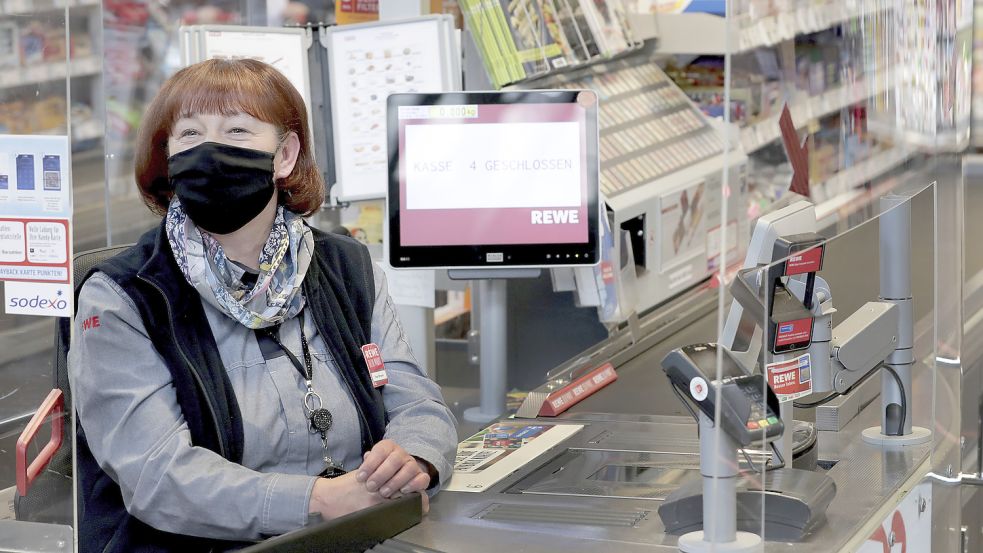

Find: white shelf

[740,72,889,154]
[73,123,102,142]
[814,147,912,225]
[867,118,971,154]
[0,0,100,16]
[0,55,100,88]
[734,0,886,52]
[650,0,886,55]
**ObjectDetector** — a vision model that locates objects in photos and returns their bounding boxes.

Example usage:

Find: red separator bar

[539,363,618,417]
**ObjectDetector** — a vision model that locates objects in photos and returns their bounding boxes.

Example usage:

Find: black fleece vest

[75,221,388,553]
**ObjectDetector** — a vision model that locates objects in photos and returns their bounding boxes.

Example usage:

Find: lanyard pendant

[304,389,333,435]
[318,455,345,478]
[310,408,333,435]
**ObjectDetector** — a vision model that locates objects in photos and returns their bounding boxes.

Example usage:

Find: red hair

[134,58,323,215]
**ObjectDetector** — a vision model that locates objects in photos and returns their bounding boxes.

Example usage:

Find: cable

[792,365,880,409]
[770,441,786,469]
[740,448,761,472]
[793,392,841,409]
[671,383,699,422]
[739,442,785,474]
[670,382,790,472]
[882,365,907,436]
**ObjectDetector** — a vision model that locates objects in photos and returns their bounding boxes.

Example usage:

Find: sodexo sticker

[4,281,72,317]
[690,377,709,401]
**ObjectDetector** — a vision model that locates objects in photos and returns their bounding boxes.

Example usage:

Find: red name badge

[361,343,388,388]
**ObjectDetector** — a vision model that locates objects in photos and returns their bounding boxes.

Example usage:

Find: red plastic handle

[16,389,64,496]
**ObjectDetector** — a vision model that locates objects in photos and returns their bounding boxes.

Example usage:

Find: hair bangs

[165,60,286,133]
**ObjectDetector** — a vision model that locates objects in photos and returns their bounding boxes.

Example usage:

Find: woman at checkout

[68,59,457,551]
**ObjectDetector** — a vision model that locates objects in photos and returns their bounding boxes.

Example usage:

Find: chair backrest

[53,245,133,409]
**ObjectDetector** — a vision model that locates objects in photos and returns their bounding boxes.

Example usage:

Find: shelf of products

[463,0,637,88]
[741,72,888,153]
[814,162,910,228]
[0,9,100,87]
[551,58,723,198]
[889,2,972,150]
[667,24,887,153]
[0,93,98,140]
[0,0,100,16]
[651,0,885,55]
[0,56,100,88]
[733,0,885,52]
[814,146,911,202]
[746,144,910,229]
[744,101,905,213]
[972,1,983,146]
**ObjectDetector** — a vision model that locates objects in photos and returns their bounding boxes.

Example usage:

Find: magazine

[445,421,584,492]
[501,0,570,74]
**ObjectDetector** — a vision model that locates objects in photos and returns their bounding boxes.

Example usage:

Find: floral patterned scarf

[165,198,314,329]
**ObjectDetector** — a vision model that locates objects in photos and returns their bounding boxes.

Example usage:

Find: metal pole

[777,400,794,462]
[394,304,436,379]
[677,412,761,552]
[863,195,930,445]
[879,195,914,435]
[464,279,508,422]
[699,412,738,543]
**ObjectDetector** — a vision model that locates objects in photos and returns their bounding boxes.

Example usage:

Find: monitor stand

[448,269,542,423]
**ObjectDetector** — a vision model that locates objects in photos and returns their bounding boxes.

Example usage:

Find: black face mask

[167,141,279,235]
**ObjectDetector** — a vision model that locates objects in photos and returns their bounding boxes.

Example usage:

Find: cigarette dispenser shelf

[550,57,724,199]
[522,50,745,314]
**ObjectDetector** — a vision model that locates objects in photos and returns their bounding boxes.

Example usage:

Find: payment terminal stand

[661,344,784,552]
[728,230,834,462]
[723,198,930,460]
[720,202,821,462]
[449,270,541,423]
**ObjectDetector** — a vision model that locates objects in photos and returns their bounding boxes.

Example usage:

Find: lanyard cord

[258,316,314,384]
[257,316,344,476]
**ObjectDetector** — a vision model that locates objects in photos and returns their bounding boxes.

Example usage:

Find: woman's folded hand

[356,439,431,498]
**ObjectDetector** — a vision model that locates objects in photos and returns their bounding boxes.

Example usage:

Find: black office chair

[14,244,132,524]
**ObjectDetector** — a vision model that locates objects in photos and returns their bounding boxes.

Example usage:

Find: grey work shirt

[68,264,457,541]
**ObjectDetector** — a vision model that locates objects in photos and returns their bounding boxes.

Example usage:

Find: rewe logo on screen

[531,210,580,224]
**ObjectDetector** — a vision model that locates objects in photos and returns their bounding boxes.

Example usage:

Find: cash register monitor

[386,90,600,269]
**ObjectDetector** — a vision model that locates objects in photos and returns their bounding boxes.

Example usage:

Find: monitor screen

[387,91,600,269]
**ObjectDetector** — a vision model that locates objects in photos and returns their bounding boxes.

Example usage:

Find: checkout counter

[383,162,970,552]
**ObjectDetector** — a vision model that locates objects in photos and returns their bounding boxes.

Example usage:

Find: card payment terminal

[662,343,783,447]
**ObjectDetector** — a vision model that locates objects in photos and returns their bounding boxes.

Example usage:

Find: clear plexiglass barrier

[0,3,74,549]
[696,179,965,552]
